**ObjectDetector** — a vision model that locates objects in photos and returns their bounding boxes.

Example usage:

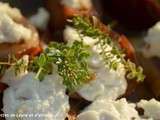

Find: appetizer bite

[0,2,41,58]
[0,15,146,120]
[63,16,144,101]
[1,0,160,120]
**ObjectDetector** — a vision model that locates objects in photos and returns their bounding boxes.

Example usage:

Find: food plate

[0,0,160,120]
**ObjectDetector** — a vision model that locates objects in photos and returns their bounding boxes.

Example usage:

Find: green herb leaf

[125,60,145,82]
[29,53,53,80]
[13,56,28,76]
[71,16,145,82]
[45,41,91,91]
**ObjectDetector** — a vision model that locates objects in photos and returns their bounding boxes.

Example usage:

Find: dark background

[0,0,44,16]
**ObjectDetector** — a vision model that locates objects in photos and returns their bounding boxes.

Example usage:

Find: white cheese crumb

[64,26,98,46]
[29,7,50,30]
[137,99,160,119]
[142,21,160,58]
[77,98,140,120]
[3,72,70,120]
[0,2,32,43]
[78,64,127,101]
[0,2,22,20]
[61,0,92,9]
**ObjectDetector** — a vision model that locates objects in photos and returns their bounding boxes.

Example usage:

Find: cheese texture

[2,69,69,120]
[0,2,22,20]
[64,26,127,101]
[77,98,140,120]
[0,2,32,43]
[137,99,160,119]
[142,22,160,58]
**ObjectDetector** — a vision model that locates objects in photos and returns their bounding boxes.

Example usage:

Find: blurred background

[0,0,159,30]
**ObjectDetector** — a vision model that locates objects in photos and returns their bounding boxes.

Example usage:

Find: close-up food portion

[0,2,41,58]
[0,0,160,120]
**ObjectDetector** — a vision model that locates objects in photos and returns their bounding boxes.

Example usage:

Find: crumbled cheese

[61,0,92,9]
[142,22,160,58]
[29,7,50,30]
[77,98,140,120]
[0,2,22,20]
[78,62,127,101]
[64,26,98,46]
[3,72,70,120]
[64,26,127,101]
[0,2,32,43]
[137,99,160,119]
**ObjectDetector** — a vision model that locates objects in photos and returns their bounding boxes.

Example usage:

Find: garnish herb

[0,41,90,91]
[45,41,91,91]
[29,53,53,80]
[71,16,145,82]
[13,56,29,76]
[125,60,145,82]
[0,16,145,91]
[29,41,90,91]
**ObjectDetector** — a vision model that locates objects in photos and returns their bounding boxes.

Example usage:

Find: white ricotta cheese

[78,62,127,101]
[77,98,140,120]
[61,0,92,9]
[64,26,98,46]
[137,99,160,119]
[3,72,70,120]
[29,7,50,30]
[0,2,32,43]
[142,21,160,58]
[64,26,127,101]
[0,2,22,20]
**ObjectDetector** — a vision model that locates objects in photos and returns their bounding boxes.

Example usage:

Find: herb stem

[35,67,43,80]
